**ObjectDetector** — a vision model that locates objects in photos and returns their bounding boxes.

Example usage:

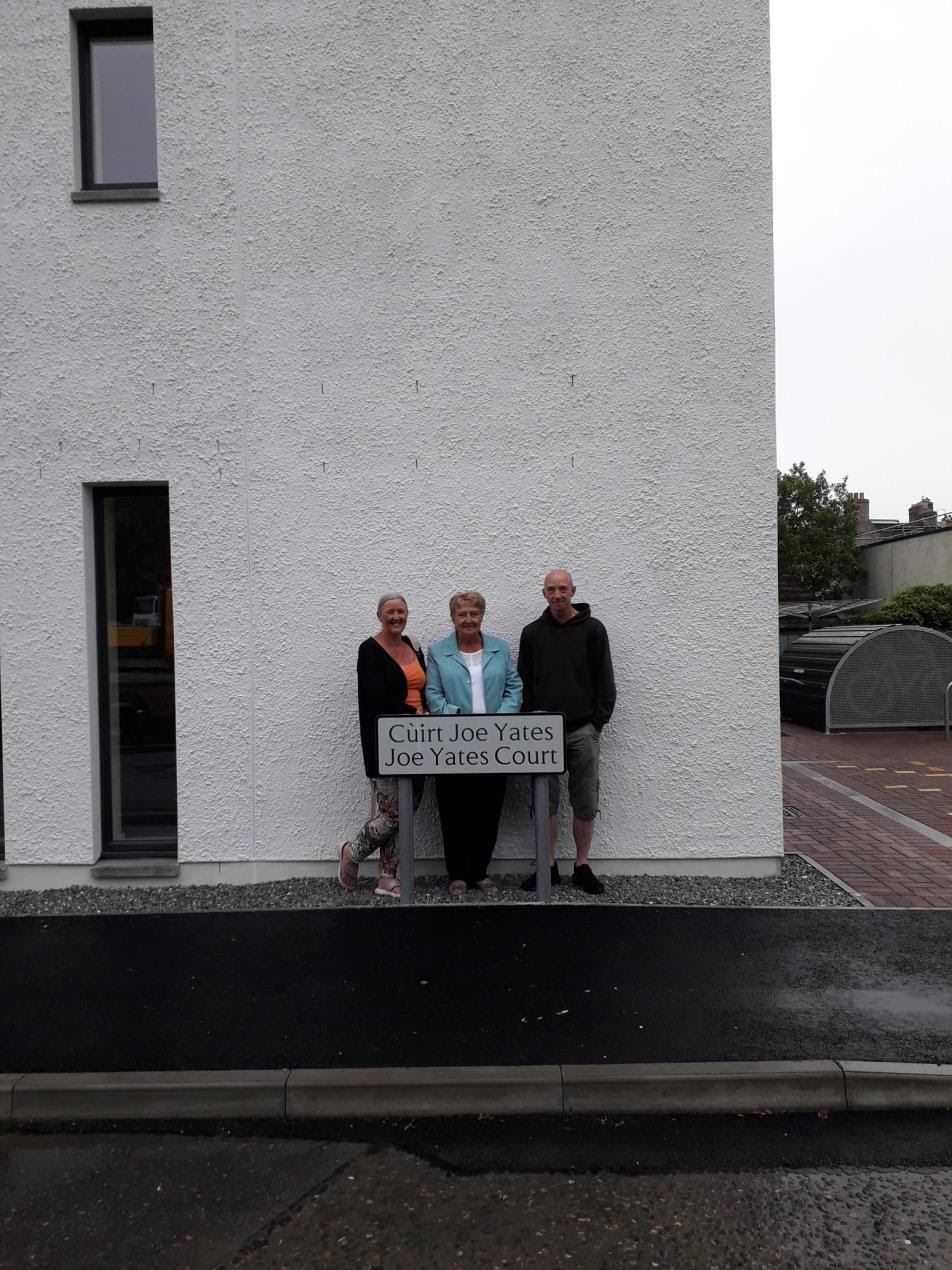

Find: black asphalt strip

[4,906,952,1072]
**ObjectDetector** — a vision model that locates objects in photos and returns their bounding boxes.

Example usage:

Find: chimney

[851,491,870,539]
[908,496,937,529]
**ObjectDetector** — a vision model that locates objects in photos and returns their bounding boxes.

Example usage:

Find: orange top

[402,658,425,713]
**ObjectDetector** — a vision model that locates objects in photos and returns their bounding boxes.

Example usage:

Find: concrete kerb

[561,1061,847,1114]
[287,1065,563,1118]
[3,1060,951,1122]
[841,1061,952,1110]
[1,1074,22,1121]
[10,1070,290,1121]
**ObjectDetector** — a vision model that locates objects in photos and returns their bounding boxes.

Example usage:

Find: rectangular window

[94,487,177,855]
[0,678,5,860]
[73,9,158,191]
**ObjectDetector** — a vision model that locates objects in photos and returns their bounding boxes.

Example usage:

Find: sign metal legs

[532,773,551,902]
[379,713,564,906]
[396,773,552,905]
[397,776,415,905]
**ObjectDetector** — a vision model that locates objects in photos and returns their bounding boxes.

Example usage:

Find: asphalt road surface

[7,1115,952,1269]
[4,907,952,1071]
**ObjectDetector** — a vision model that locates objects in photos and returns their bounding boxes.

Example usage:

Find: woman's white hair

[376,593,408,616]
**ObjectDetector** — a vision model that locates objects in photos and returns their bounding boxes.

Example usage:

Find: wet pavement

[6,726,952,1267]
[782,723,952,907]
[783,725,952,837]
[7,1122,952,1269]
[3,905,952,1072]
[222,1150,952,1270]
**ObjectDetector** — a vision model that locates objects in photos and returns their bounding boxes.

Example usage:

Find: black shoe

[520,864,561,891]
[572,863,604,895]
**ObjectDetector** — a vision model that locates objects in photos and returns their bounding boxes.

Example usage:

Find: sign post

[376,713,565,905]
[532,773,551,902]
[396,776,415,904]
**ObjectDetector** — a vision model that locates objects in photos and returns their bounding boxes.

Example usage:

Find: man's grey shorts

[548,722,600,820]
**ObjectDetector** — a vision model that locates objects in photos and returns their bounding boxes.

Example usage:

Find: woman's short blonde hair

[449,590,486,616]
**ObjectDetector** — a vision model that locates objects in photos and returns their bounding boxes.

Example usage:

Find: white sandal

[374,876,401,899]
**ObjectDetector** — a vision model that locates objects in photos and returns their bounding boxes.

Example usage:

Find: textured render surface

[0,1,780,868]
[862,529,952,602]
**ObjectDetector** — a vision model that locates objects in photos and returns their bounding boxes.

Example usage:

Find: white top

[460,649,486,713]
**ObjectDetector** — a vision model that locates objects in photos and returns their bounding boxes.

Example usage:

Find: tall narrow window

[94,487,177,854]
[0,676,5,860]
[73,9,158,191]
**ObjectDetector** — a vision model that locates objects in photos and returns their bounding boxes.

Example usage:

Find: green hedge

[871,584,952,631]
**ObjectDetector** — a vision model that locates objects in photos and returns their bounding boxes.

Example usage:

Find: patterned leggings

[350,776,425,874]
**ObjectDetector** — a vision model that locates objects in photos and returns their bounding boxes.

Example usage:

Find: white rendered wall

[0,0,782,876]
[863,530,952,604]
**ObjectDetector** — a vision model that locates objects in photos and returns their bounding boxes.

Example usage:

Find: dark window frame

[93,484,177,858]
[72,7,158,193]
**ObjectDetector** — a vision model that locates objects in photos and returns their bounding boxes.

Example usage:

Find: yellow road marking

[865,767,887,771]
[894,770,915,774]
[918,788,942,793]
[910,760,926,765]
[884,784,908,789]
[836,765,857,769]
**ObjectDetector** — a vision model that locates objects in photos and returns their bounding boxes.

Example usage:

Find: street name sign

[376,713,565,776]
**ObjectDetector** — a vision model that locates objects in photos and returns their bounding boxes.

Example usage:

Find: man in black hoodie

[517,569,616,894]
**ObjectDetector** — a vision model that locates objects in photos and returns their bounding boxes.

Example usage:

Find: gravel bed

[0,854,861,916]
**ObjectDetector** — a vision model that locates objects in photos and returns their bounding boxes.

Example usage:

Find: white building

[0,0,782,888]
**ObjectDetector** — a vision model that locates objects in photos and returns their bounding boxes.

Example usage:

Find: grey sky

[771,0,951,522]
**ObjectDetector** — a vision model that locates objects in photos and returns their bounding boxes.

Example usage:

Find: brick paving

[782,722,952,909]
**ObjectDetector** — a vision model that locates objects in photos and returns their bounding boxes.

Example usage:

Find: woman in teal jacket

[426,590,522,897]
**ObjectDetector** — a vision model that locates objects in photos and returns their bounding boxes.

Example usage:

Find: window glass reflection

[0,684,4,857]
[89,37,158,185]
[97,489,177,850]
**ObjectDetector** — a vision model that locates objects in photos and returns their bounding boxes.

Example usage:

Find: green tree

[872,584,952,631]
[777,462,862,597]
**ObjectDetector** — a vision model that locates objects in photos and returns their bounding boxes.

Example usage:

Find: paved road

[782,723,952,838]
[3,906,952,1071]
[781,722,952,909]
[7,1121,952,1269]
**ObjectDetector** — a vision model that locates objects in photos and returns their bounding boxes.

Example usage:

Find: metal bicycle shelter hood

[780,625,952,732]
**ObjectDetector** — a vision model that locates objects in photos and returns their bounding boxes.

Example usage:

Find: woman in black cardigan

[339,593,426,898]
